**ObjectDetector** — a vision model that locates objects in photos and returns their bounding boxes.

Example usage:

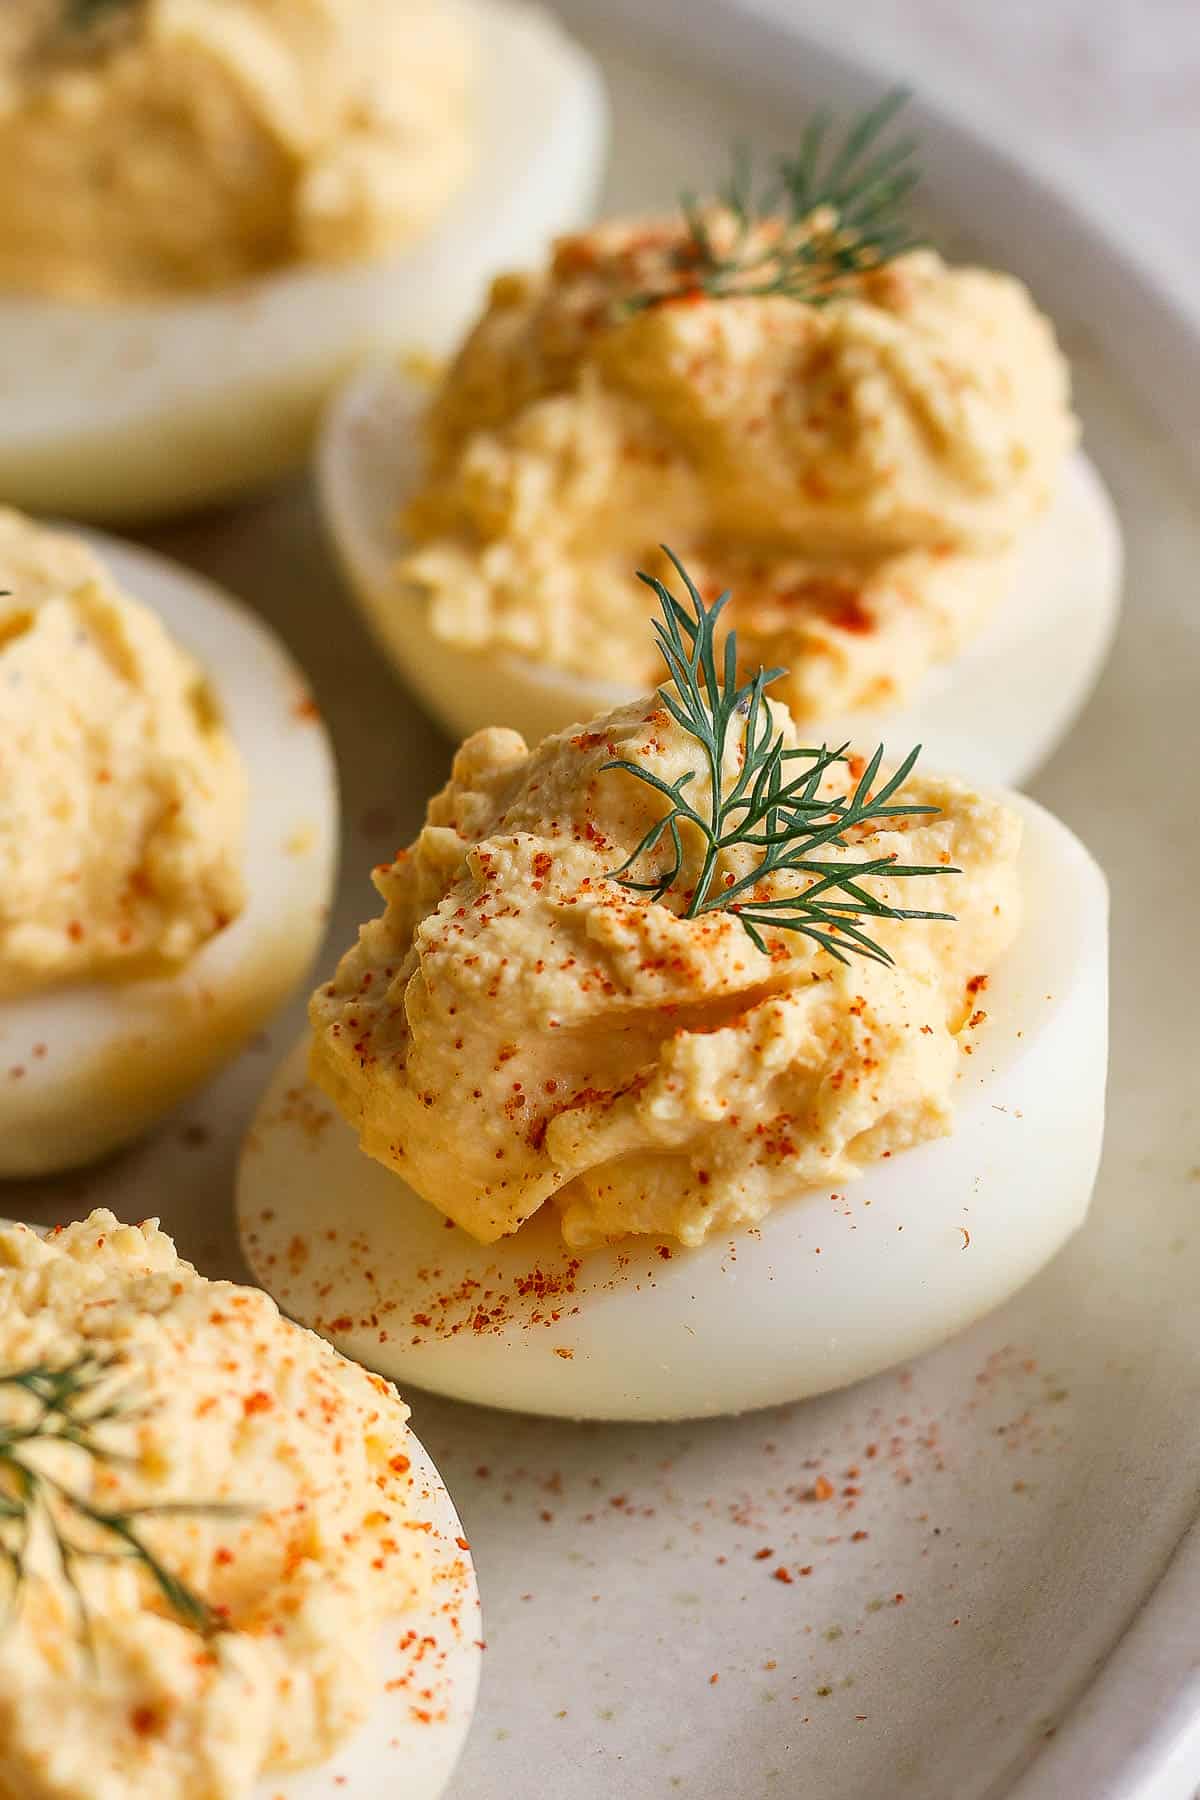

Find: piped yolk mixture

[310,692,1023,1247]
[0,0,473,299]
[0,1212,428,1800]
[397,215,1075,720]
[0,510,246,996]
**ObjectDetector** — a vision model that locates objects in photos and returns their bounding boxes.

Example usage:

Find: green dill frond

[61,0,136,33]
[627,89,922,312]
[604,547,956,964]
[0,1353,243,1645]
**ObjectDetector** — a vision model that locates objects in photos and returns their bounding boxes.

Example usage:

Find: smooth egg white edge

[0,532,338,1178]
[0,1,608,523]
[236,789,1109,1424]
[268,1426,481,1800]
[317,358,1123,789]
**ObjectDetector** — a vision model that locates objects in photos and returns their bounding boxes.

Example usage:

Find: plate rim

[545,3,1200,1794]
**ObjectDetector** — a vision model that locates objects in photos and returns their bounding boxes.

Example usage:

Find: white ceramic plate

[8,9,1200,1800]
[318,361,1121,787]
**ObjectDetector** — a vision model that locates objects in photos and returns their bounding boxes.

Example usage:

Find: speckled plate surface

[8,6,1200,1798]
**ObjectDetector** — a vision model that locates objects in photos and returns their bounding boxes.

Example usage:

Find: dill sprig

[605,548,956,964]
[627,89,922,312]
[0,1353,237,1646]
[61,0,135,32]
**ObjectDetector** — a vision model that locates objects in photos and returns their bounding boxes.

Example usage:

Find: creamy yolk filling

[397,215,1075,721]
[310,692,1023,1248]
[0,0,473,299]
[0,1212,428,1800]
[0,510,246,996]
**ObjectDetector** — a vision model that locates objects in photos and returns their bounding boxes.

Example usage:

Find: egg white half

[0,533,338,1177]
[0,2,607,524]
[236,790,1108,1423]
[267,1426,480,1800]
[318,358,1123,787]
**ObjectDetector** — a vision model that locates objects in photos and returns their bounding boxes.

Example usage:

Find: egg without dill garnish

[0,523,337,1177]
[236,560,1108,1423]
[0,1,607,523]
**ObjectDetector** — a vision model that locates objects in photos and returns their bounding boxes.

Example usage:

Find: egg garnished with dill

[238,550,1108,1421]
[0,1211,480,1799]
[320,91,1120,788]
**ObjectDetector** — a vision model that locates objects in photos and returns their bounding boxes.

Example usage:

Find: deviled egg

[0,1212,480,1800]
[320,93,1121,788]
[238,554,1108,1421]
[0,510,337,1177]
[0,0,607,522]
